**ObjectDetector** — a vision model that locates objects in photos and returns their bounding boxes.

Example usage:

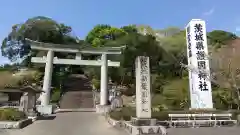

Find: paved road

[2,112,127,135]
[2,112,240,135]
[167,127,240,135]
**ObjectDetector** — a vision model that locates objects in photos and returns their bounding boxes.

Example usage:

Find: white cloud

[203,8,215,16]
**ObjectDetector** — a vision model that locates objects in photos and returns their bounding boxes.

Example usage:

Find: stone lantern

[19,86,44,118]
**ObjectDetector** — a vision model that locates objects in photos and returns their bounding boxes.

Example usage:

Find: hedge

[0,108,26,121]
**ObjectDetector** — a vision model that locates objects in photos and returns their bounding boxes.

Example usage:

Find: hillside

[0,69,42,89]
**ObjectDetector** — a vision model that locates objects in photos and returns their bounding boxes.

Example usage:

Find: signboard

[135,56,151,118]
[185,19,213,109]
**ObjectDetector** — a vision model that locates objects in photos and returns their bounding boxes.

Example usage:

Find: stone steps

[59,74,94,109]
[60,91,94,109]
[54,108,96,113]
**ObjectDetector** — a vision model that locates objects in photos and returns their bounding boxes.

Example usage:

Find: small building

[0,86,43,106]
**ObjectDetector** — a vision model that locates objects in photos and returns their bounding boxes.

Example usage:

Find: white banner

[186,19,213,109]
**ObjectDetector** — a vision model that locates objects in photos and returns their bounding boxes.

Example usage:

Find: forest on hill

[1,16,240,110]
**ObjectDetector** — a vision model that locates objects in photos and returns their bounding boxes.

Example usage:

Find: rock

[237,114,240,125]
[110,96,123,110]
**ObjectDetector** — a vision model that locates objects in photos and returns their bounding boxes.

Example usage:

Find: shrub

[228,110,240,120]
[51,90,61,103]
[51,87,62,103]
[109,107,240,121]
[109,107,135,121]
[109,107,169,121]
[0,108,26,121]
[109,110,122,120]
[122,86,135,96]
[91,78,100,90]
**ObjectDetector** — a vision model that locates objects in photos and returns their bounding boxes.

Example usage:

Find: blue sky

[0,0,239,64]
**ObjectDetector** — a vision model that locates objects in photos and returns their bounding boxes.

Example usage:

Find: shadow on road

[37,115,56,121]
[56,110,95,113]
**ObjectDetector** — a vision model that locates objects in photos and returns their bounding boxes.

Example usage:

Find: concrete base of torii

[95,105,111,114]
[36,105,53,115]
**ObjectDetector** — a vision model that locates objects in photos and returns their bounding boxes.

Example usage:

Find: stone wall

[0,119,32,129]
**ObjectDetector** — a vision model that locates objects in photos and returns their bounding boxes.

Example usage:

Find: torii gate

[26,39,125,113]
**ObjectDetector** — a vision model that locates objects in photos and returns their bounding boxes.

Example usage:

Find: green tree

[136,26,186,78]
[136,25,156,35]
[85,24,127,47]
[83,25,127,82]
[1,16,81,94]
[161,78,190,109]
[108,32,165,87]
[158,30,187,78]
[208,30,237,47]
[1,16,78,62]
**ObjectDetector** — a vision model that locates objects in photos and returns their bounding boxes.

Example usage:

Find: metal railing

[168,113,237,128]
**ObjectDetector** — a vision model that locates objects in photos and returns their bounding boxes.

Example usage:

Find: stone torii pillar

[41,50,54,106]
[100,53,108,105]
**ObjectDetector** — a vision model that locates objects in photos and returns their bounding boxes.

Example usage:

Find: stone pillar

[19,92,28,112]
[41,50,54,106]
[186,19,213,109]
[76,53,82,60]
[135,56,151,118]
[100,53,108,105]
